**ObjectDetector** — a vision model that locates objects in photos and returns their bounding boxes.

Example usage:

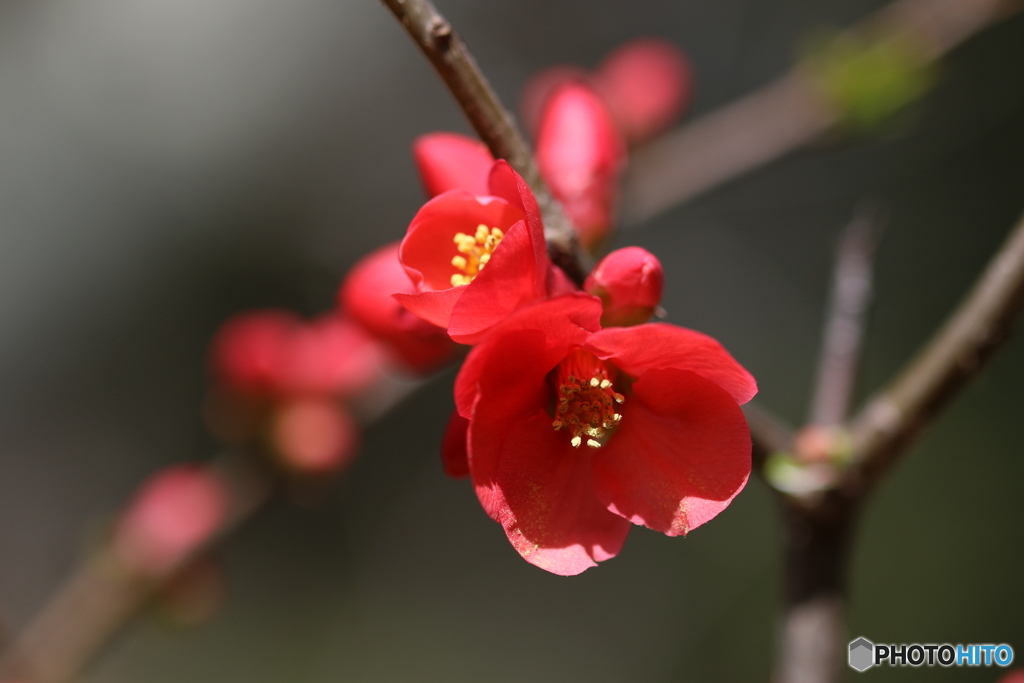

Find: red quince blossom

[536,83,626,251]
[593,38,692,145]
[452,293,755,575]
[210,310,383,399]
[339,241,458,374]
[585,246,664,326]
[413,132,494,197]
[394,160,551,344]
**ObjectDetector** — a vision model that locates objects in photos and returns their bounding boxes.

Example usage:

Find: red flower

[536,83,625,251]
[452,294,755,575]
[339,241,458,374]
[413,132,494,197]
[593,38,692,145]
[210,310,383,399]
[395,161,551,344]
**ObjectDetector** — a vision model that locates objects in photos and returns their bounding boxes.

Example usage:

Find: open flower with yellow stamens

[450,293,757,575]
[395,161,553,345]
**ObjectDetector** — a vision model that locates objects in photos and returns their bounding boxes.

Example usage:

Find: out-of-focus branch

[0,453,274,683]
[621,0,1019,226]
[379,0,583,281]
[840,210,1024,500]
[745,402,795,473]
[808,204,884,427]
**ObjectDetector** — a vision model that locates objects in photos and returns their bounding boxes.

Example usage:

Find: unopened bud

[271,397,358,475]
[114,465,226,577]
[536,83,625,252]
[584,247,663,327]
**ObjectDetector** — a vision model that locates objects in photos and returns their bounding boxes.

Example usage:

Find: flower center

[450,224,504,287]
[551,348,624,449]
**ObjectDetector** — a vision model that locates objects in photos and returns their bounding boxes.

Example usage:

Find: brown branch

[0,453,274,683]
[808,203,884,427]
[840,209,1024,499]
[379,0,584,281]
[621,0,1018,226]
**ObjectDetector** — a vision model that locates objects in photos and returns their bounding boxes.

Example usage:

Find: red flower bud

[594,38,691,145]
[339,242,458,374]
[114,465,227,576]
[210,311,383,399]
[536,83,626,252]
[584,247,664,327]
[413,132,494,197]
[272,397,358,475]
[518,65,591,136]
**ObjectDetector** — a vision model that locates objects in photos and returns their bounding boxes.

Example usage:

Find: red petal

[586,323,757,404]
[446,220,545,344]
[470,411,631,575]
[441,409,470,479]
[413,133,494,197]
[592,369,751,535]
[399,190,525,293]
[393,287,465,331]
[486,161,548,294]
[453,293,602,418]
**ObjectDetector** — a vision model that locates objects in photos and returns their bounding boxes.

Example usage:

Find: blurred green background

[0,0,1022,680]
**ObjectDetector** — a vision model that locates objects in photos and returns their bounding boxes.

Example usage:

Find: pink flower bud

[210,311,383,399]
[272,315,383,398]
[536,83,625,252]
[114,465,227,576]
[339,242,458,374]
[594,38,691,145]
[413,132,494,198]
[210,310,295,395]
[584,246,664,327]
[271,397,358,475]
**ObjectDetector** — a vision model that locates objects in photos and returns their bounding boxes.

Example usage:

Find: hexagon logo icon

[849,637,874,672]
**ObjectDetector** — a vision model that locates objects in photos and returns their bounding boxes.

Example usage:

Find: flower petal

[453,293,602,418]
[413,133,494,197]
[393,287,465,331]
[592,368,751,536]
[487,161,549,295]
[586,323,757,404]
[441,409,470,479]
[470,411,631,575]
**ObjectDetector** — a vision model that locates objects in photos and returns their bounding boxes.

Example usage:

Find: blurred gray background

[0,0,1022,681]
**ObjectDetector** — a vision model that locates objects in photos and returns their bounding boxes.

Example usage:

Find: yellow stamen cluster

[552,371,624,449]
[450,224,504,287]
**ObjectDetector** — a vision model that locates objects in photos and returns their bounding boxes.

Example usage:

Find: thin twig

[621,0,1018,226]
[840,210,1024,499]
[379,0,583,281]
[808,203,884,427]
[0,453,274,683]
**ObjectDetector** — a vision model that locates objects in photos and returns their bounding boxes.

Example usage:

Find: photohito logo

[848,637,1014,672]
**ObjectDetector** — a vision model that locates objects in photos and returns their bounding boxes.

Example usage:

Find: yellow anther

[450,224,504,287]
[590,377,600,388]
[586,439,602,449]
[571,436,582,448]
[600,379,611,389]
